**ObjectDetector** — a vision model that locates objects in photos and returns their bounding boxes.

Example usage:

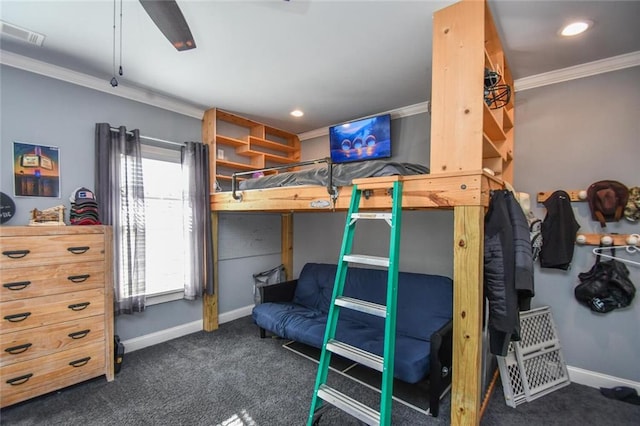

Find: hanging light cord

[112,0,116,79]
[119,0,123,76]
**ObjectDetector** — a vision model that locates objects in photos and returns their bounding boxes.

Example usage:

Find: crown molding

[515,50,640,92]
[298,101,430,141]
[4,48,638,135]
[0,49,205,119]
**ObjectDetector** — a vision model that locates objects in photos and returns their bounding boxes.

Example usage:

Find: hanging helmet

[484,68,511,110]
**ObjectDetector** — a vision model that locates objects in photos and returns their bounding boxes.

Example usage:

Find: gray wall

[0,66,203,340]
[514,67,640,382]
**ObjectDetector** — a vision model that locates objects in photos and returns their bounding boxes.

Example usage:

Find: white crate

[497,306,571,408]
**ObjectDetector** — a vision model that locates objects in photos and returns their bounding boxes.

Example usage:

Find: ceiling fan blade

[139,0,196,51]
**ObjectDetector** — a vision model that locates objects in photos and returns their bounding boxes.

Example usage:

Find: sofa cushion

[292,263,337,313]
[252,302,432,383]
[294,263,453,342]
[252,302,327,349]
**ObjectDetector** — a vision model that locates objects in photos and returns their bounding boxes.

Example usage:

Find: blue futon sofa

[252,262,453,417]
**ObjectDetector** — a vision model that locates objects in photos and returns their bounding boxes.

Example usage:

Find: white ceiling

[1,1,639,134]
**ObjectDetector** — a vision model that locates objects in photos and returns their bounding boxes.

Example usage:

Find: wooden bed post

[281,213,294,280]
[452,205,484,425]
[203,211,219,331]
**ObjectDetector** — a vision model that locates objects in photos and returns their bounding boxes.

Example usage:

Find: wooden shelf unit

[430,0,514,184]
[202,108,301,188]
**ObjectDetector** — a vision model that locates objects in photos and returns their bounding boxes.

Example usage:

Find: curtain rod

[109,127,184,147]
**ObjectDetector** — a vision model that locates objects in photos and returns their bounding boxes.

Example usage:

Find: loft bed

[202,1,514,424]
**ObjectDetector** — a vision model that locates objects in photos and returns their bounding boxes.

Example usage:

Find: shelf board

[482,132,505,161]
[503,107,514,131]
[216,110,257,128]
[483,103,507,142]
[216,159,256,171]
[236,147,297,164]
[216,174,246,182]
[216,134,247,147]
[248,136,297,153]
[484,49,496,72]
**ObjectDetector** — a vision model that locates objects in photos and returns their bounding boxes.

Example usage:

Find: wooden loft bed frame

[201,1,514,424]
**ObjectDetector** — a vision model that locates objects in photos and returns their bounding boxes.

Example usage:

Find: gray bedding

[238,160,429,190]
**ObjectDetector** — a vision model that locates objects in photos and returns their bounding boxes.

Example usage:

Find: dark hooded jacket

[540,190,580,270]
[484,190,534,356]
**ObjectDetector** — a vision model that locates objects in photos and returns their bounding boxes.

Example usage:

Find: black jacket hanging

[540,190,580,270]
[484,190,521,356]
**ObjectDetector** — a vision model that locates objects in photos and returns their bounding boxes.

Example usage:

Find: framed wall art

[13,141,61,198]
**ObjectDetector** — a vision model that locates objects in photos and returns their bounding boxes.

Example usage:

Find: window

[141,144,186,304]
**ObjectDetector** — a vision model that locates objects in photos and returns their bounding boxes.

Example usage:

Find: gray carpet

[1,316,638,425]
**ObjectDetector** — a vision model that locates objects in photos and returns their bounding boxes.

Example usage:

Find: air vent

[0,21,45,46]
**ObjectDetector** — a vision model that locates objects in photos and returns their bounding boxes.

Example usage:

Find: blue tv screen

[329,114,391,164]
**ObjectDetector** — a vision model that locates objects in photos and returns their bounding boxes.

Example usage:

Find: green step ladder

[308,177,403,426]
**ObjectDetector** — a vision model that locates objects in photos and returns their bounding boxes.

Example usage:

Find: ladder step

[343,254,389,267]
[351,212,392,220]
[326,339,384,372]
[317,384,380,426]
[335,296,386,317]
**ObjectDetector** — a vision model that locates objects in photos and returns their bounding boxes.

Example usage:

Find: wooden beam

[451,205,484,425]
[103,226,115,381]
[203,212,219,331]
[537,190,586,203]
[281,213,294,280]
[430,0,485,174]
[210,173,501,212]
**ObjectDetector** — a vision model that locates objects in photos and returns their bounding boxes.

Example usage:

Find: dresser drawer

[0,316,105,367]
[1,341,106,408]
[0,289,105,334]
[0,261,104,302]
[0,234,105,269]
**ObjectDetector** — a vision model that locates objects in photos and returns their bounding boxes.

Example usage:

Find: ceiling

[1,1,639,135]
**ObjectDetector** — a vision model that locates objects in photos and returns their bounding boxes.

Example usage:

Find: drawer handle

[68,329,91,339]
[67,246,90,255]
[68,302,90,311]
[3,281,32,291]
[4,312,31,322]
[2,250,30,259]
[69,357,91,367]
[4,343,33,354]
[67,274,90,283]
[6,373,33,386]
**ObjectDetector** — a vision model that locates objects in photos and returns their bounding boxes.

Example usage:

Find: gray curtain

[95,123,146,314]
[181,142,214,299]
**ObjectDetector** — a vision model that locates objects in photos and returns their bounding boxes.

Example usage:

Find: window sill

[146,289,184,306]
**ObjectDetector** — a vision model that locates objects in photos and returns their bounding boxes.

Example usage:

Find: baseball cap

[70,187,98,207]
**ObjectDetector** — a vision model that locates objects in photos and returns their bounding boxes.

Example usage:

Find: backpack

[574,249,636,313]
[253,264,286,305]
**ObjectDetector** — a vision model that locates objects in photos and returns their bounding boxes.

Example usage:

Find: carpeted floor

[1,316,638,425]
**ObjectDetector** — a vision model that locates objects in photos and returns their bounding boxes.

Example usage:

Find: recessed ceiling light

[560,20,592,37]
[290,109,304,117]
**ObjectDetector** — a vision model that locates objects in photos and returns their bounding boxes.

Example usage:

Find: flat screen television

[329,114,391,164]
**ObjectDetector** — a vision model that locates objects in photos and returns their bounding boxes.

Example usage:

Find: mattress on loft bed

[238,160,430,190]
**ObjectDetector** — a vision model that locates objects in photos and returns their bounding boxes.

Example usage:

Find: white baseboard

[219,304,254,324]
[122,304,255,353]
[567,365,640,393]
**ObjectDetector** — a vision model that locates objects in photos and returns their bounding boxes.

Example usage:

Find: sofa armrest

[259,279,298,303]
[428,319,453,417]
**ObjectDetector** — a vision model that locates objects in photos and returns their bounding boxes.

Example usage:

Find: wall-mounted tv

[329,114,391,164]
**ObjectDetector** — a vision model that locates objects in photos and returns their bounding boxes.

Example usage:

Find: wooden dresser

[0,225,114,408]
